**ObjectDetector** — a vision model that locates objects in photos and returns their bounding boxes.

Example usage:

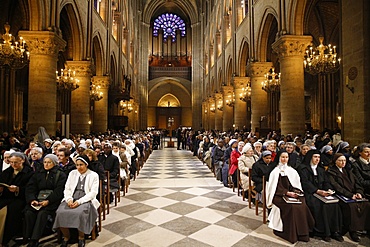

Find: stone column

[20,31,66,135]
[233,77,250,130]
[247,62,272,133]
[67,61,94,134]
[92,75,110,133]
[222,85,234,131]
[272,35,312,136]
[214,93,223,130]
[208,98,215,130]
[202,101,208,129]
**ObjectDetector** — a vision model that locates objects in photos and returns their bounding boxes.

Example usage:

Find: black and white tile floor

[41,148,369,246]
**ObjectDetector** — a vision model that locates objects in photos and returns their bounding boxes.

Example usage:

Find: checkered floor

[40,148,369,247]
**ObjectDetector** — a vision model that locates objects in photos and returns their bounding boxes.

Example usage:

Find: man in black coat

[251,151,275,193]
[98,143,119,191]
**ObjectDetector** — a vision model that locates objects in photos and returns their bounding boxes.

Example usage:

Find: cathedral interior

[0,0,369,144]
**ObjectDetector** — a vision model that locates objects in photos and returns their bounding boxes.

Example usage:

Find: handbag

[37,189,53,201]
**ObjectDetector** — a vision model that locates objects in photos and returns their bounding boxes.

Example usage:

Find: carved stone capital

[222,85,234,95]
[272,35,312,58]
[233,77,250,89]
[214,93,223,101]
[66,61,94,77]
[92,76,110,89]
[208,97,215,104]
[19,31,66,57]
[246,62,273,77]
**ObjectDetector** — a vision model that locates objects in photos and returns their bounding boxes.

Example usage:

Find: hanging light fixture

[56,68,80,91]
[239,83,251,102]
[210,104,216,113]
[262,67,280,93]
[217,99,223,111]
[226,92,235,107]
[304,37,341,75]
[90,84,103,101]
[0,23,29,69]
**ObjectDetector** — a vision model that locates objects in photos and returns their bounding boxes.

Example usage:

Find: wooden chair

[104,171,111,215]
[98,180,104,229]
[255,176,267,224]
[237,168,244,199]
[248,169,258,215]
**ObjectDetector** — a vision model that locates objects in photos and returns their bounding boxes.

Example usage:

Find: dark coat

[25,166,66,211]
[0,165,34,208]
[352,158,370,195]
[0,165,34,244]
[212,146,225,164]
[98,152,119,189]
[251,159,276,192]
[89,160,106,181]
[327,165,364,198]
[59,158,76,177]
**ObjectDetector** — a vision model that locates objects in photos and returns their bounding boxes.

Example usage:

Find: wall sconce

[217,100,223,111]
[210,104,216,113]
[345,67,357,94]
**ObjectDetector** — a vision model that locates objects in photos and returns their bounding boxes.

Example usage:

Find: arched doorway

[148,77,191,129]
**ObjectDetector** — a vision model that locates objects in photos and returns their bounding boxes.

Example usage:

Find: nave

[46,149,369,247]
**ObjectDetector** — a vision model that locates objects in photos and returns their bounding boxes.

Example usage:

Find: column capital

[222,85,234,94]
[208,97,215,104]
[19,31,66,57]
[214,92,223,101]
[66,61,94,77]
[233,76,250,89]
[272,35,312,58]
[246,62,273,77]
[92,75,110,89]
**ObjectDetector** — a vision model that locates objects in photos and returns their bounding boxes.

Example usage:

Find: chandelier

[262,67,280,92]
[90,84,103,101]
[239,83,251,102]
[120,101,133,112]
[217,100,223,111]
[226,92,235,107]
[56,68,79,91]
[210,104,216,113]
[0,23,29,69]
[304,37,341,75]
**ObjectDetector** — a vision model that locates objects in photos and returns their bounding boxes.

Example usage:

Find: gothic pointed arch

[59,3,84,61]
[157,93,181,107]
[92,33,105,76]
[238,38,249,77]
[256,10,278,62]
[226,57,233,85]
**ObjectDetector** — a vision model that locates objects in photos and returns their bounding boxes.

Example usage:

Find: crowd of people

[190,129,370,244]
[2,126,370,245]
[0,127,154,247]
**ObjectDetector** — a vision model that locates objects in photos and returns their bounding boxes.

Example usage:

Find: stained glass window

[153,13,186,42]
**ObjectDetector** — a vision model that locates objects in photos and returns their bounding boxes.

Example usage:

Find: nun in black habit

[300,149,343,242]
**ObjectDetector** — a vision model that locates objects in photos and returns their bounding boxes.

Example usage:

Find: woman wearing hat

[327,153,370,242]
[0,152,34,246]
[238,144,258,194]
[300,150,343,242]
[53,155,100,247]
[24,154,67,247]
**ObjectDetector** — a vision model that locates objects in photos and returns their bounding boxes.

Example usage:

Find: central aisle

[87,148,361,247]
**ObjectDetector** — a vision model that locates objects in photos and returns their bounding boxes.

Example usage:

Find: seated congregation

[0,132,151,247]
[196,131,370,244]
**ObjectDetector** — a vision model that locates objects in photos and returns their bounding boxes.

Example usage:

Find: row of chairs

[226,162,267,224]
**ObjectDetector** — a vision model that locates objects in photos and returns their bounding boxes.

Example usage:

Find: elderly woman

[29,147,44,172]
[300,150,343,242]
[0,152,33,246]
[24,154,67,247]
[266,151,314,243]
[238,144,258,193]
[352,143,370,196]
[327,153,370,242]
[53,155,100,247]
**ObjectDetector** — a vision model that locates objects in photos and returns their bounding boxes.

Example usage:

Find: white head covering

[228,139,237,146]
[242,144,253,154]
